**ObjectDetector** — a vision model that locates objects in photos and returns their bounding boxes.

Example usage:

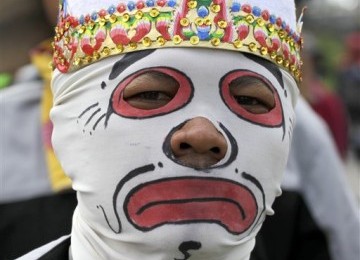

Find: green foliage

[314,33,345,90]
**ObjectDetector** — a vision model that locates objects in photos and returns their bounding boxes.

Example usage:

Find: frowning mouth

[124,177,258,235]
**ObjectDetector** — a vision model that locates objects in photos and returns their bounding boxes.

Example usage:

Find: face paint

[111,67,193,118]
[51,48,298,259]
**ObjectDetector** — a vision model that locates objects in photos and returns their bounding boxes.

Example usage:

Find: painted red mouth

[124,177,257,234]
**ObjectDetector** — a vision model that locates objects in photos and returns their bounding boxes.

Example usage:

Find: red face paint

[220,70,283,127]
[111,67,193,118]
[125,177,257,235]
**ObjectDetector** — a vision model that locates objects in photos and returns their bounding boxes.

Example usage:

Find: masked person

[19,0,303,259]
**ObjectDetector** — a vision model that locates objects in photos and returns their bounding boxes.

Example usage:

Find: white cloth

[283,97,360,260]
[51,48,298,259]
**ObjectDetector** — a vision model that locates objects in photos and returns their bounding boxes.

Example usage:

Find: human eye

[229,76,275,114]
[111,67,193,118]
[220,70,283,127]
[123,71,179,110]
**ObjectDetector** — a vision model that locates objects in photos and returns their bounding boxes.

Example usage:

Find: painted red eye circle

[220,70,283,127]
[111,67,193,118]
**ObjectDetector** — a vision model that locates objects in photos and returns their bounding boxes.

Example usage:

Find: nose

[170,117,228,169]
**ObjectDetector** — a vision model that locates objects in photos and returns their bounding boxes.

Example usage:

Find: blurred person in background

[0,1,76,259]
[300,32,349,160]
[253,7,359,260]
[264,28,360,260]
[337,31,360,159]
[265,95,360,260]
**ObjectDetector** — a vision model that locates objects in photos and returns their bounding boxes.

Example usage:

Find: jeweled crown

[53,0,303,81]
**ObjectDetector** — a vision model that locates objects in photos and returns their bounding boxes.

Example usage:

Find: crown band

[53,0,303,81]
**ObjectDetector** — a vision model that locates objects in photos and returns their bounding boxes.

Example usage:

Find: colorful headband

[53,0,304,81]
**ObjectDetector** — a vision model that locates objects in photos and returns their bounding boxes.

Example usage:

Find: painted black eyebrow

[243,53,284,88]
[108,49,156,80]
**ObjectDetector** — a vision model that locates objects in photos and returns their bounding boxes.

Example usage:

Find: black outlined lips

[124,177,258,235]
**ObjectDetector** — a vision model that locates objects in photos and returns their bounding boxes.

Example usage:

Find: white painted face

[51,48,298,259]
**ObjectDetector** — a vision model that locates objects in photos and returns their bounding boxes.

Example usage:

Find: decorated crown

[53,0,304,81]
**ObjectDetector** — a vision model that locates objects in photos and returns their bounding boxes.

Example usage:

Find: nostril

[166,118,235,169]
[210,147,221,154]
[180,142,191,150]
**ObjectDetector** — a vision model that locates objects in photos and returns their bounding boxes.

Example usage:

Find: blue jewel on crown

[196,6,211,40]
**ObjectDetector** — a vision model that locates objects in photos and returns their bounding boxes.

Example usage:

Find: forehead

[110,48,281,86]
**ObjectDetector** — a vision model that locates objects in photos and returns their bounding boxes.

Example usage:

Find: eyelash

[235,96,264,105]
[130,91,171,100]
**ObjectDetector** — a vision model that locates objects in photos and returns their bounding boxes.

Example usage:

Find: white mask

[51,48,298,259]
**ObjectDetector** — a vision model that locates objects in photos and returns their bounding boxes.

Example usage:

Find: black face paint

[238,54,288,140]
[241,172,265,232]
[103,50,157,126]
[243,53,284,89]
[174,241,202,260]
[77,102,107,133]
[97,164,156,234]
[109,49,156,80]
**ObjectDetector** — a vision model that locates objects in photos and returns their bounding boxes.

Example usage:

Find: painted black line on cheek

[281,110,286,141]
[93,113,106,131]
[104,100,113,128]
[97,164,156,234]
[108,49,156,80]
[287,116,294,141]
[241,172,264,203]
[85,108,101,126]
[241,172,266,232]
[78,102,99,119]
[218,123,238,168]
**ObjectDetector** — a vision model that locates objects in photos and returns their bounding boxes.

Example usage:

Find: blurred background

[297,0,360,202]
[0,0,54,75]
[298,0,360,88]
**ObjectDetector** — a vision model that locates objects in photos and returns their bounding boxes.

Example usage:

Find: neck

[70,207,255,260]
